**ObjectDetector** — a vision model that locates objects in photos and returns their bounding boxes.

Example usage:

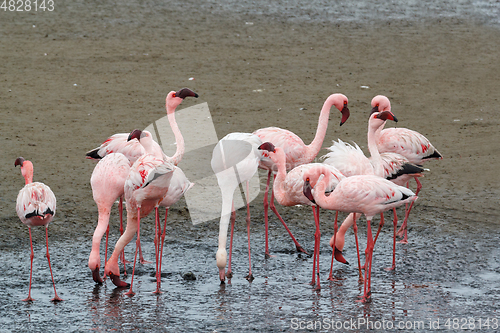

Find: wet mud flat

[2,0,500,331]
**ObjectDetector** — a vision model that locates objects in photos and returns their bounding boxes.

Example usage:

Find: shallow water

[2,203,500,332]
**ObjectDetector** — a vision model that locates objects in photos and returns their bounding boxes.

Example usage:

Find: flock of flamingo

[14,88,442,303]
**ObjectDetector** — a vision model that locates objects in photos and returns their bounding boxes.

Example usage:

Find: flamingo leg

[227,202,235,279]
[352,214,363,282]
[22,227,34,302]
[373,213,385,245]
[269,175,307,255]
[397,177,422,242]
[313,205,321,291]
[309,207,317,286]
[119,196,129,267]
[45,227,63,302]
[263,170,272,258]
[153,207,161,294]
[244,181,254,282]
[157,208,169,292]
[362,219,375,303]
[125,207,141,296]
[385,208,398,271]
[327,211,339,281]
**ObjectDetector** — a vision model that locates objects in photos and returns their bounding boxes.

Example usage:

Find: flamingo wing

[16,182,56,227]
[322,139,374,177]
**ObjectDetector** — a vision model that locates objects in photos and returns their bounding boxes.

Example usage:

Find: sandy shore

[1,5,499,231]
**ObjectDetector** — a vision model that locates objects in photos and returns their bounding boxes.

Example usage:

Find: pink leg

[157,208,169,292]
[125,208,141,296]
[373,213,385,245]
[138,233,152,265]
[313,205,321,291]
[244,182,254,282]
[309,207,317,286]
[22,227,34,302]
[119,196,129,267]
[362,220,375,303]
[397,177,422,242]
[263,170,272,258]
[269,182,308,255]
[45,228,63,302]
[352,214,363,282]
[227,203,236,279]
[385,208,398,271]
[327,211,339,281]
[153,207,161,294]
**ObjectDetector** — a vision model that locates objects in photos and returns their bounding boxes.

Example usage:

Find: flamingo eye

[172,93,176,97]
[306,177,310,182]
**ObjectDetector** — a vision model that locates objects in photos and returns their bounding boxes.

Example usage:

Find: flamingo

[371,95,442,243]
[85,87,198,165]
[127,129,194,293]
[212,132,267,283]
[253,93,350,258]
[302,166,417,302]
[88,153,131,284]
[15,157,62,302]
[322,111,426,272]
[104,153,174,295]
[86,88,197,265]
[257,142,346,291]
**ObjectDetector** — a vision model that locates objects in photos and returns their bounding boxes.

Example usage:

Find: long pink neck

[303,98,334,162]
[166,104,184,166]
[367,121,384,177]
[271,149,294,206]
[312,170,331,207]
[22,163,34,184]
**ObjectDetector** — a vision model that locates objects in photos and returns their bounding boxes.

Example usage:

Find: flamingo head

[370,95,391,115]
[258,142,276,153]
[327,93,350,126]
[15,157,33,184]
[127,129,142,141]
[166,88,199,114]
[369,110,398,131]
[302,176,316,205]
[216,248,227,282]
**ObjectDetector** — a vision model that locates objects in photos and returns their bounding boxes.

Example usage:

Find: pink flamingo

[257,142,346,291]
[212,132,267,283]
[104,153,174,295]
[86,88,197,265]
[15,157,62,302]
[88,153,131,284]
[371,95,442,243]
[323,111,426,272]
[253,93,350,257]
[303,166,417,302]
[85,88,198,165]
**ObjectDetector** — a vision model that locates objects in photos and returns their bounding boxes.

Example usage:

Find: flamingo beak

[127,129,142,141]
[109,273,130,288]
[340,105,350,126]
[370,105,379,115]
[334,247,349,265]
[219,268,226,283]
[376,110,398,122]
[14,157,25,167]
[92,267,104,284]
[175,88,199,99]
[303,180,316,204]
[258,142,276,153]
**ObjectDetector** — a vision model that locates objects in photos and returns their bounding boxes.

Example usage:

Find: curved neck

[22,164,34,184]
[303,99,334,162]
[367,122,384,177]
[271,149,292,206]
[167,112,184,166]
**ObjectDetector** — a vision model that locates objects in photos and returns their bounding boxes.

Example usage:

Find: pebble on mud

[183,272,196,281]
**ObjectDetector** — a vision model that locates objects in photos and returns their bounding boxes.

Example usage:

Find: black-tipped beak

[334,247,349,265]
[340,105,350,126]
[14,157,25,167]
[376,110,398,122]
[370,105,379,116]
[127,129,142,141]
[303,180,316,204]
[175,88,199,99]
[258,142,276,153]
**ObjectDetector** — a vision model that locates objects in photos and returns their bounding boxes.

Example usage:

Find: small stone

[183,272,196,281]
